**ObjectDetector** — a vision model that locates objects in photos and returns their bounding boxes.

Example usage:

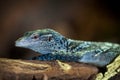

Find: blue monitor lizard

[15,29,120,67]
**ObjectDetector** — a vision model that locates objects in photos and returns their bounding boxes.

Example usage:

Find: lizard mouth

[15,41,22,47]
[15,39,30,47]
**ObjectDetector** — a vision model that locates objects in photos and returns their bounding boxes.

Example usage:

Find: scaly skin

[15,29,120,67]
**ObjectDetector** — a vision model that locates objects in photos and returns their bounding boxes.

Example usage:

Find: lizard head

[15,29,66,54]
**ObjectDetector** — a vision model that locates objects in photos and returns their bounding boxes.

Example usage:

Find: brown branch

[0,58,98,80]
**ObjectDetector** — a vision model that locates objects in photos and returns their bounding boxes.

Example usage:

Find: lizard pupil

[33,35,38,39]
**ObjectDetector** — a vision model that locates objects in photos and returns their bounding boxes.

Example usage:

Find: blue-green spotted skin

[15,29,120,67]
[15,29,67,54]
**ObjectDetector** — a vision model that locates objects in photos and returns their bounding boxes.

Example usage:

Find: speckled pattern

[15,29,120,67]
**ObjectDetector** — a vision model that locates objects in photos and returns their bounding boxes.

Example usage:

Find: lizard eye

[31,34,39,39]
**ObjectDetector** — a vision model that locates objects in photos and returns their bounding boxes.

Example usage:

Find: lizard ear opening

[46,34,53,41]
[40,34,53,41]
[48,35,53,41]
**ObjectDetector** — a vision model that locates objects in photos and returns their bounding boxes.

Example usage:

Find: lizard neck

[53,37,68,51]
[66,39,91,53]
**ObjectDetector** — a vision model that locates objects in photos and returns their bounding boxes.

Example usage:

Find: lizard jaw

[15,38,30,48]
[15,41,26,47]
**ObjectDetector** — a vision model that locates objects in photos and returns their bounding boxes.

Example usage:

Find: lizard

[15,29,120,67]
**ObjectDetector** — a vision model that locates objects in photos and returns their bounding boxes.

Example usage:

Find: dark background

[0,0,120,59]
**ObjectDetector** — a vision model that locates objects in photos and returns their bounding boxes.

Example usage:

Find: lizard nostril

[17,37,22,41]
